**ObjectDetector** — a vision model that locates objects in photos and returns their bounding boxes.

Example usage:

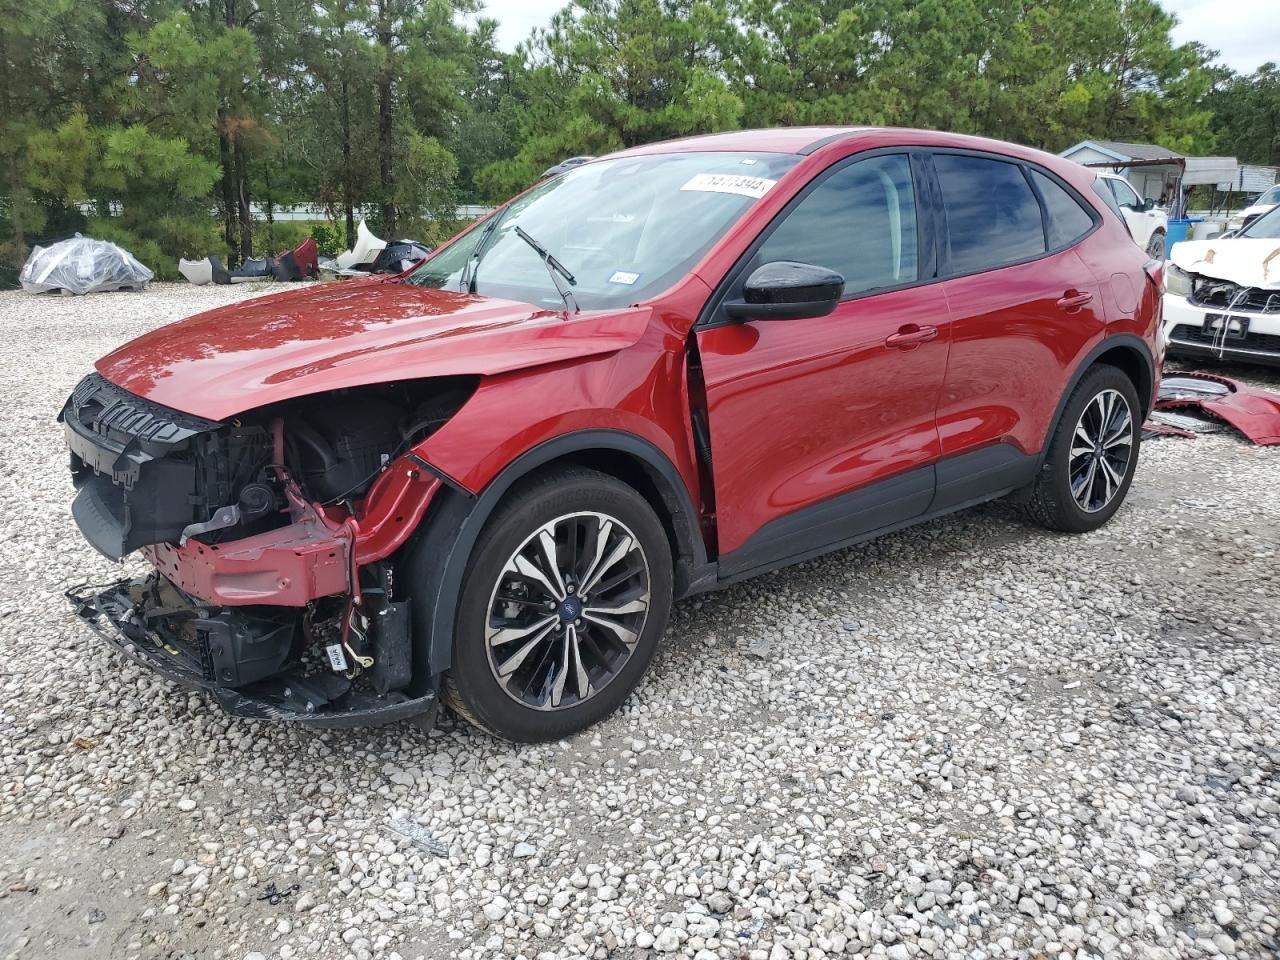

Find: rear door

[929,152,1107,508]
[696,152,950,574]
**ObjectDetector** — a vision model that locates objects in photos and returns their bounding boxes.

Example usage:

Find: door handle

[885,324,939,350]
[1057,290,1094,312]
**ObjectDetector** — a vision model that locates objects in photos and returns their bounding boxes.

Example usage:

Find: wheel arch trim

[1037,333,1155,470]
[405,429,708,681]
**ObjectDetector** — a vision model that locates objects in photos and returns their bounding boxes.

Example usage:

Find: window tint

[758,154,918,296]
[1031,171,1095,249]
[934,154,1045,274]
[1108,177,1141,209]
[1092,178,1126,225]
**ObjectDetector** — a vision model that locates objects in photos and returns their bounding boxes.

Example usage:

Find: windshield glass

[1254,185,1280,206]
[406,151,801,310]
[1240,204,1280,238]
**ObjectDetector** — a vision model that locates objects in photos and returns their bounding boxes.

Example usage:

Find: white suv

[1098,172,1169,259]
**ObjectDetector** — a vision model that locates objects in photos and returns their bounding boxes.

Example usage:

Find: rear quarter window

[1091,179,1130,235]
[934,154,1046,275]
[1031,171,1096,249]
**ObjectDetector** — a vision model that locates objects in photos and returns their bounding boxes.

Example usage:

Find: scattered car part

[333,220,386,271]
[256,882,300,905]
[270,238,319,281]
[179,239,319,286]
[369,239,432,275]
[21,235,153,295]
[1154,372,1280,444]
[383,817,448,856]
[178,258,214,286]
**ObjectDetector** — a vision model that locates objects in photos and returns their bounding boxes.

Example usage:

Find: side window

[934,154,1045,274]
[1092,178,1126,224]
[1109,177,1142,210]
[1031,171,1095,249]
[757,154,918,297]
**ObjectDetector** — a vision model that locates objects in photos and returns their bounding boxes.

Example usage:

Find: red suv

[63,128,1163,741]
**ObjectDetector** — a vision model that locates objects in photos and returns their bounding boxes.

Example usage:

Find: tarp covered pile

[21,235,153,295]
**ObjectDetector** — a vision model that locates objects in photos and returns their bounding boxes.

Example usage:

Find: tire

[1024,365,1141,533]
[1145,229,1166,260]
[443,466,673,742]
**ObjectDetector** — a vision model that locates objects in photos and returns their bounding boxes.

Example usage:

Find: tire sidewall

[449,470,673,742]
[1046,366,1142,531]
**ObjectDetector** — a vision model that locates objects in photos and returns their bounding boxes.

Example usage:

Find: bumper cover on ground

[68,580,437,728]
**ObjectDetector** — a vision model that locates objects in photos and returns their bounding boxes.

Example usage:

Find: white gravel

[1,282,1278,960]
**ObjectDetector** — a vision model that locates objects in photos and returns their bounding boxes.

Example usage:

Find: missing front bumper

[67,579,437,729]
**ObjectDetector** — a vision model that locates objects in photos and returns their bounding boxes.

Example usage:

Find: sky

[476,0,1278,75]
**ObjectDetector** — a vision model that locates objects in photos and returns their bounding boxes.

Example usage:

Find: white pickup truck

[1097,171,1169,259]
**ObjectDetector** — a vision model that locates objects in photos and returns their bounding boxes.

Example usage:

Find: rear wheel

[1024,365,1141,533]
[1146,229,1166,260]
[444,467,673,742]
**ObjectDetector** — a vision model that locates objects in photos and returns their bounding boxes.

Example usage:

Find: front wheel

[1146,229,1166,260]
[1024,365,1141,533]
[444,467,673,742]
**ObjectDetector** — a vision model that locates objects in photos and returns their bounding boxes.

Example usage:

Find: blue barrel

[1165,218,1202,258]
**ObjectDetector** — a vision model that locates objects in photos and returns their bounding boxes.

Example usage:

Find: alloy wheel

[1068,388,1134,513]
[484,511,651,711]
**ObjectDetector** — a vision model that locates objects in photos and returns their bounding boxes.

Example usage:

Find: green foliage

[0,0,1271,284]
[1210,63,1280,166]
[310,222,347,257]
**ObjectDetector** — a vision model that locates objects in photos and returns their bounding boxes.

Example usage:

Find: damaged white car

[1164,204,1280,367]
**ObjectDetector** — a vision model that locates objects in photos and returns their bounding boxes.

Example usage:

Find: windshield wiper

[514,226,579,314]
[458,213,503,293]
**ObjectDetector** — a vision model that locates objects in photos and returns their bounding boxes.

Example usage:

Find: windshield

[1240,203,1280,238]
[406,151,801,310]
[1253,185,1280,206]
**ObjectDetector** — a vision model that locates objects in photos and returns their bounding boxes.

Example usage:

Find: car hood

[1238,202,1276,220]
[96,279,652,420]
[1168,238,1280,290]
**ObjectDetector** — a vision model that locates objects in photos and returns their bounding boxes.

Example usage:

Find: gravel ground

[1,282,1278,960]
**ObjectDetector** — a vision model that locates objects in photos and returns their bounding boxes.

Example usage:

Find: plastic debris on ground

[329,220,386,273]
[1147,371,1280,445]
[20,235,153,295]
[382,816,448,856]
[179,238,319,286]
[317,222,429,277]
[369,238,432,275]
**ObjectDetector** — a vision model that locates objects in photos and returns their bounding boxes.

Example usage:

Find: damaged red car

[63,128,1163,741]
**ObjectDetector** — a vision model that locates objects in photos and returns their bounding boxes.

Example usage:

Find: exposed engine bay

[61,373,476,723]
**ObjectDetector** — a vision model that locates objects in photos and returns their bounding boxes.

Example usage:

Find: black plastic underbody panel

[718,444,1037,580]
[719,464,935,578]
[930,444,1039,514]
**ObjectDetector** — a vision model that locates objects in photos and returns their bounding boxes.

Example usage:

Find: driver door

[695,152,951,576]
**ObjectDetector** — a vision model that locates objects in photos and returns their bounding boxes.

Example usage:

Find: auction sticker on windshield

[681,173,777,199]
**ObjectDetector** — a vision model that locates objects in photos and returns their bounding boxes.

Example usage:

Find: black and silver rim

[485,511,651,711]
[1069,388,1134,513]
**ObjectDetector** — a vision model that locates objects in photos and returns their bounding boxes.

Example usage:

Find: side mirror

[1143,197,1157,211]
[724,260,845,321]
